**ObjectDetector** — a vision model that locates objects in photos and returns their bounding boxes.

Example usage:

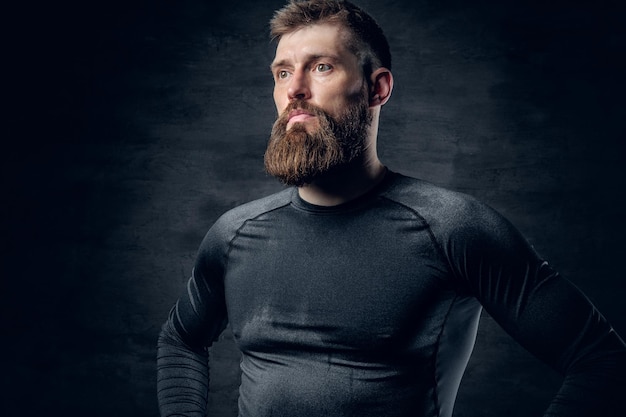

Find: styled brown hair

[269,0,392,78]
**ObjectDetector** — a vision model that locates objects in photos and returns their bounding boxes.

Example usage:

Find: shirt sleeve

[444,200,626,416]
[156,223,230,417]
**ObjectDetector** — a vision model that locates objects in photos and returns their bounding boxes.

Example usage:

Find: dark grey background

[3,0,625,416]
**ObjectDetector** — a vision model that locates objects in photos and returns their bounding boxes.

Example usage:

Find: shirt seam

[379,196,456,282]
[223,202,292,273]
[432,294,461,417]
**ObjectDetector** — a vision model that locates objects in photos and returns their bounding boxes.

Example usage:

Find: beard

[264,88,372,187]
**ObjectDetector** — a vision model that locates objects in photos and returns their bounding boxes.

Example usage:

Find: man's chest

[222,211,456,355]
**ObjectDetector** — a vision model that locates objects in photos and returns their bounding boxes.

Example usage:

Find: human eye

[314,63,332,73]
[274,69,290,81]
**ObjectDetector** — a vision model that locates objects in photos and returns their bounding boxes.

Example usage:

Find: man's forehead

[272,23,353,64]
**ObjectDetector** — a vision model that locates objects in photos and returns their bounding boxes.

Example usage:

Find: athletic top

[157,171,626,417]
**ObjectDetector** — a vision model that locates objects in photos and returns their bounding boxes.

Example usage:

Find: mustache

[277,100,332,123]
[265,92,372,186]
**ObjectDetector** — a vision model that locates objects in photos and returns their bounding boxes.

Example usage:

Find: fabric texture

[157,171,626,417]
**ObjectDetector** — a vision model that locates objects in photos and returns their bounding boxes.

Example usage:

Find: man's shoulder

[197,188,293,254]
[213,187,293,230]
[383,172,481,216]
[383,172,504,233]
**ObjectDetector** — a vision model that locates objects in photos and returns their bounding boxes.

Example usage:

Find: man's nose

[287,71,311,101]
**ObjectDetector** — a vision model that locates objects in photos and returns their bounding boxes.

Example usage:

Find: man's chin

[272,173,321,188]
[287,120,319,133]
[269,160,353,187]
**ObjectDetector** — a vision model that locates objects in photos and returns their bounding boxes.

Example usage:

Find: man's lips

[288,109,315,124]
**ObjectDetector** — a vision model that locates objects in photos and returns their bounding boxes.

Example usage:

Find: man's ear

[369,68,394,107]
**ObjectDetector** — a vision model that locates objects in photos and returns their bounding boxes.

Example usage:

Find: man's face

[264,23,372,186]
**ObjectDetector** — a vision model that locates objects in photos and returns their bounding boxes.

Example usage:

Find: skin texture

[270,23,393,206]
[271,23,365,130]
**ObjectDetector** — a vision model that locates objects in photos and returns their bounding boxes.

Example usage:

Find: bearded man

[157,1,626,416]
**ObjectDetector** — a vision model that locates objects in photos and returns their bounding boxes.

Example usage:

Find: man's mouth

[288,109,315,124]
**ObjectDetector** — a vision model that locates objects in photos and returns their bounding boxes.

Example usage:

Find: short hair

[269,0,392,77]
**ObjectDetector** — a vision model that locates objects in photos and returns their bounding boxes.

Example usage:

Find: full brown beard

[264,88,372,187]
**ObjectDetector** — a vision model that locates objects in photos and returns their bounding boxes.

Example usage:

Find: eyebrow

[270,54,340,72]
[270,59,291,72]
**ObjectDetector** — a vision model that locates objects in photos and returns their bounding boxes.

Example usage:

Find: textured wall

[4,0,625,416]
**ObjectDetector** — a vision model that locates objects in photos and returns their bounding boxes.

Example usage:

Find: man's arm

[157,312,211,417]
[157,224,229,416]
[445,201,626,416]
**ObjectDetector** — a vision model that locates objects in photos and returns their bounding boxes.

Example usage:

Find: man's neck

[297,156,387,207]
